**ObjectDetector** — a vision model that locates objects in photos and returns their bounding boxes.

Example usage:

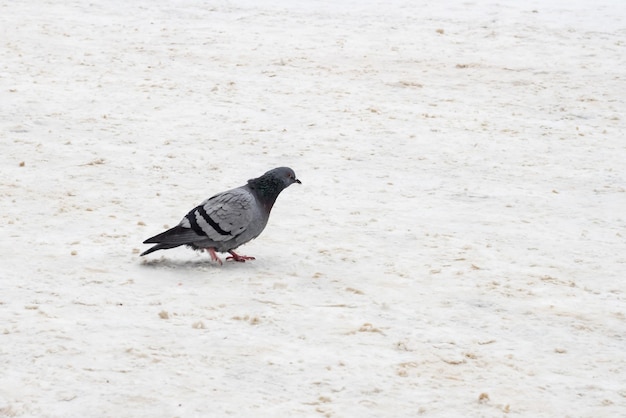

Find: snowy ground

[1,0,625,416]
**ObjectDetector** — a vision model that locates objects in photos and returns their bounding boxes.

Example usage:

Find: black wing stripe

[197,205,231,237]
[186,211,205,236]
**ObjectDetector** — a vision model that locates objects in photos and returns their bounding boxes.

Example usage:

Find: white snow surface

[1,0,625,416]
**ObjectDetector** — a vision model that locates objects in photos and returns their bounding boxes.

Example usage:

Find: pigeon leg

[205,247,223,265]
[226,250,256,262]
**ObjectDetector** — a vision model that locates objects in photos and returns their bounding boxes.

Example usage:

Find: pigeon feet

[205,247,223,265]
[204,248,255,264]
[226,250,256,262]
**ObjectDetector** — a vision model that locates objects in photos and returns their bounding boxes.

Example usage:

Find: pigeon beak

[295,179,301,184]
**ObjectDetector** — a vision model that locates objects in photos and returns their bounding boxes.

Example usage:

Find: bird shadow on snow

[139,257,261,271]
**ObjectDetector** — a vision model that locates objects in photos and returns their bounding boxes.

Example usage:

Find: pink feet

[226,250,256,262]
[205,247,223,265]
[204,248,255,264]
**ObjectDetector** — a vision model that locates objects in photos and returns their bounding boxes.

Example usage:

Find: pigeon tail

[140,242,183,256]
[140,224,200,256]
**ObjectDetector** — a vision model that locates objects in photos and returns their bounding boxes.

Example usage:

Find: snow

[1,0,625,416]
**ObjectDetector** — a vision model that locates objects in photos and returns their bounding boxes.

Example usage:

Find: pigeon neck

[248,176,284,211]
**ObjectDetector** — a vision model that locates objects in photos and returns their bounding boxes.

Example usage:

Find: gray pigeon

[140,167,301,264]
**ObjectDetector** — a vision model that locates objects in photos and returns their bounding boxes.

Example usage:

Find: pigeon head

[248,167,301,208]
[266,166,301,187]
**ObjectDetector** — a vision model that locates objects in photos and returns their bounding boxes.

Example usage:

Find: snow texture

[1,0,625,416]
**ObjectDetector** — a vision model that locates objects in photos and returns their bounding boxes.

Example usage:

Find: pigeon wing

[183,187,255,243]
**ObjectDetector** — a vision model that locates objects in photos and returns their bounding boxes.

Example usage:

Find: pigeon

[140,167,301,264]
